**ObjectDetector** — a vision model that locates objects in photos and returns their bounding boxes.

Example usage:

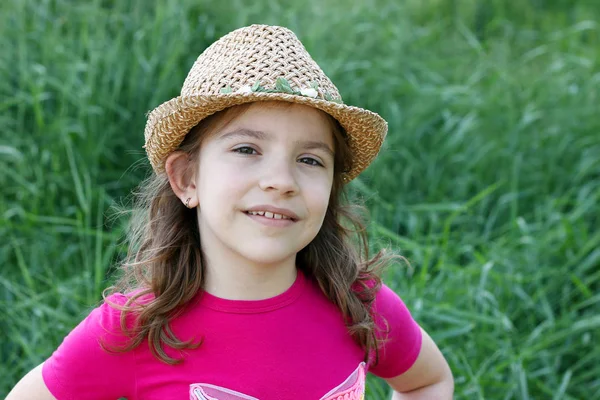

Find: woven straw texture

[143,24,388,182]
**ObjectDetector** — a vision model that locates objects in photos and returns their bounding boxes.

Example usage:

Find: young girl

[8,24,453,399]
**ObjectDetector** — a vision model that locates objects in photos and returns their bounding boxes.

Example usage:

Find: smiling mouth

[244,210,297,222]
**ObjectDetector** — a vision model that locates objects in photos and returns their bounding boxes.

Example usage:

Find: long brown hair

[104,101,401,365]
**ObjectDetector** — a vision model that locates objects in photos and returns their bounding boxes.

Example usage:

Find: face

[194,102,335,268]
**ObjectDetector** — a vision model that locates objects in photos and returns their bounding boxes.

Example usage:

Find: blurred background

[1,0,599,398]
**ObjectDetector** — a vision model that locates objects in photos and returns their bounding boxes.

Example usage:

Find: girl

[8,24,453,399]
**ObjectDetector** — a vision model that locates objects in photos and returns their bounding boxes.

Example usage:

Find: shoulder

[49,290,149,354]
[368,283,423,379]
[41,292,146,399]
[372,283,413,320]
[82,290,152,342]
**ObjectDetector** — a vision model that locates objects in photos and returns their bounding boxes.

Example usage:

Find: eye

[298,157,324,167]
[232,146,258,155]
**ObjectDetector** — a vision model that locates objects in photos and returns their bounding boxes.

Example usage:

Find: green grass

[1,0,599,398]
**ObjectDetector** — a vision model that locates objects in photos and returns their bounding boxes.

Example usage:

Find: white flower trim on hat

[236,85,253,94]
[300,87,318,98]
[223,78,342,103]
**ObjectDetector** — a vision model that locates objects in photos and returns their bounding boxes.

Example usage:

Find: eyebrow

[217,128,334,158]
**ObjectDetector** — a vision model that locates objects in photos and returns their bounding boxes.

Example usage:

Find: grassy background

[1,0,599,398]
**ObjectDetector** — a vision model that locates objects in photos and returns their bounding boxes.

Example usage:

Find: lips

[244,205,299,221]
[246,210,292,220]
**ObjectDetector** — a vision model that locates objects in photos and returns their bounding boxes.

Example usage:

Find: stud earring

[185,197,191,208]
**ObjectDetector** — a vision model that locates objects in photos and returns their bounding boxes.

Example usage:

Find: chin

[237,244,302,266]
[243,251,297,266]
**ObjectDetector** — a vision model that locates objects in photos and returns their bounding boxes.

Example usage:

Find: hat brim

[144,92,387,183]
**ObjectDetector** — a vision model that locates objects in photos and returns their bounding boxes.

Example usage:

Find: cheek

[200,179,240,209]
[303,178,333,217]
[197,162,248,210]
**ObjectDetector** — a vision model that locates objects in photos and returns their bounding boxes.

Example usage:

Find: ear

[165,151,198,208]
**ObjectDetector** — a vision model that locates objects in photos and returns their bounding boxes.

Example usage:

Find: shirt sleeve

[42,293,136,400]
[367,283,423,379]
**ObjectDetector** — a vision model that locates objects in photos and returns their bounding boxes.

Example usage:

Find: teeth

[247,211,291,220]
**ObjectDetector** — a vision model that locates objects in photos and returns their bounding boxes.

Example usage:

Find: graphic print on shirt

[190,383,259,400]
[189,362,366,400]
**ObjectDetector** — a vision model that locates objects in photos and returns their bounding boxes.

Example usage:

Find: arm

[6,363,57,400]
[8,294,137,400]
[385,327,454,399]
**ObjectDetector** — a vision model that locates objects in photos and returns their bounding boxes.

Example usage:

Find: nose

[258,156,300,195]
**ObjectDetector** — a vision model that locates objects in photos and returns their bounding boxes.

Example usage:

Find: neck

[202,253,298,301]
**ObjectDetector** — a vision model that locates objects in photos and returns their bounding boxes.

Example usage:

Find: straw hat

[143,24,388,183]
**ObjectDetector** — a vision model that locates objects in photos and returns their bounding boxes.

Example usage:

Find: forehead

[216,101,335,144]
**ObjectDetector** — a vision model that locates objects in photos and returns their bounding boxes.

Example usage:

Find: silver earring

[185,197,191,208]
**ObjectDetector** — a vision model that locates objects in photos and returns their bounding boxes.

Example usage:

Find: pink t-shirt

[42,270,422,399]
